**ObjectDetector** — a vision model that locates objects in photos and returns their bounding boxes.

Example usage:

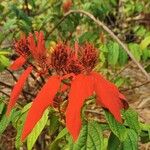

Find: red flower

[7,34,128,142]
[62,0,72,13]
[21,76,61,141]
[6,66,33,116]
[7,31,48,115]
[10,35,30,70]
[28,31,50,73]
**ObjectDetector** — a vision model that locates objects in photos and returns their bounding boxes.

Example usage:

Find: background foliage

[0,0,150,149]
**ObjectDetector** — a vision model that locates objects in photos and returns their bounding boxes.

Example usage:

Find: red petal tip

[10,56,26,71]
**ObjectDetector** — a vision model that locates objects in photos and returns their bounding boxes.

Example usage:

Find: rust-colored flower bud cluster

[13,35,30,58]
[51,42,98,75]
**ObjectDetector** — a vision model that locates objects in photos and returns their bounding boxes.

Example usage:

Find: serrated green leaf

[123,108,141,134]
[108,42,119,66]
[122,129,138,150]
[73,121,104,150]
[104,110,127,141]
[140,36,150,50]
[27,108,49,150]
[108,132,122,150]
[118,48,128,66]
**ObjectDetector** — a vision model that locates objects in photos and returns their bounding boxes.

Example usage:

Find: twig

[47,10,150,80]
[0,90,10,98]
[121,80,150,92]
[0,90,23,108]
[6,69,17,82]
[110,61,132,81]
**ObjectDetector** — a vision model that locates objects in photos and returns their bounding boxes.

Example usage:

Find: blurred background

[0,0,150,149]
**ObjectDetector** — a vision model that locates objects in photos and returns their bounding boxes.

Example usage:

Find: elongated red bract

[21,76,61,141]
[6,66,33,115]
[10,56,26,71]
[66,74,94,141]
[92,72,124,123]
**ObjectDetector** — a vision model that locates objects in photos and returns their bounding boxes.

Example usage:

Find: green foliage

[0,0,150,149]
[49,128,68,150]
[108,42,120,66]
[104,109,127,141]
[123,108,141,134]
[73,121,104,150]
[122,129,138,150]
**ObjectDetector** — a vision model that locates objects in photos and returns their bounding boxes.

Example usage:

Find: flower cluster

[50,42,98,75]
[7,31,128,142]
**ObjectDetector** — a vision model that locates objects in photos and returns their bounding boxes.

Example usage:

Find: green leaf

[104,110,127,141]
[123,108,141,134]
[140,36,150,50]
[114,77,125,88]
[0,108,16,135]
[73,121,104,150]
[3,18,17,31]
[108,132,122,150]
[129,43,142,61]
[0,55,10,67]
[118,48,128,66]
[27,108,49,150]
[49,128,68,150]
[145,64,150,73]
[49,112,60,135]
[79,32,98,44]
[122,129,138,150]
[108,42,119,66]
[10,5,32,26]
[0,51,11,55]
[140,123,150,140]
[15,103,32,149]
[0,101,5,115]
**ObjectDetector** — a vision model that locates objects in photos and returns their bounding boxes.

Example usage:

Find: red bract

[21,76,61,141]
[6,32,128,142]
[7,31,48,115]
[92,72,125,123]
[6,66,33,115]
[28,31,50,73]
[10,56,26,71]
[10,35,30,70]
[65,72,127,141]
[66,74,94,141]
